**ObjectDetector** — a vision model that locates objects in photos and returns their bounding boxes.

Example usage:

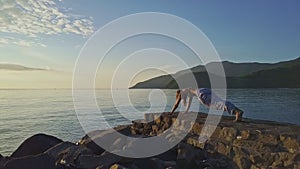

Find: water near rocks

[0,89,299,156]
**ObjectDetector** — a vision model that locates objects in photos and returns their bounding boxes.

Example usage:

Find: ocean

[0,88,299,156]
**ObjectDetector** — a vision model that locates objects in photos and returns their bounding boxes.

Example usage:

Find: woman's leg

[199,91,243,121]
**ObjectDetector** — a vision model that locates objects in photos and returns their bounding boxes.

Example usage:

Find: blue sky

[0,0,300,88]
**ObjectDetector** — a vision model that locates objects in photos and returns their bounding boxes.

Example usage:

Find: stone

[154,115,162,125]
[128,164,140,169]
[233,157,251,169]
[161,122,171,131]
[132,158,163,169]
[45,141,76,159]
[55,144,93,167]
[10,134,63,158]
[155,146,177,161]
[202,158,229,169]
[294,153,300,162]
[260,134,279,146]
[218,157,230,168]
[177,143,207,169]
[3,153,56,169]
[162,115,171,123]
[220,127,237,142]
[241,130,250,140]
[250,165,260,169]
[77,153,122,169]
[217,142,232,156]
[191,123,201,136]
[0,154,6,168]
[151,125,158,133]
[110,164,128,169]
[233,146,249,158]
[249,153,263,164]
[272,159,283,167]
[280,135,299,153]
[78,126,131,155]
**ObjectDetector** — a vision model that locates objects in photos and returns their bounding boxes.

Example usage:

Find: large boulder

[10,134,63,158]
[78,126,132,155]
[46,141,93,167]
[0,154,6,168]
[109,164,128,169]
[132,158,164,169]
[176,143,207,169]
[3,153,56,169]
[76,153,122,169]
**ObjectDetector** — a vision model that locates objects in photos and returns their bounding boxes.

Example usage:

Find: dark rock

[280,135,299,153]
[131,120,155,136]
[294,153,300,162]
[249,153,263,164]
[53,142,93,167]
[260,134,279,147]
[162,115,172,126]
[219,127,238,142]
[232,146,250,158]
[155,146,177,161]
[154,115,162,125]
[10,134,63,158]
[110,164,128,169]
[151,125,159,135]
[78,126,132,155]
[0,154,6,168]
[233,157,251,169]
[277,152,295,167]
[45,142,76,159]
[127,164,140,169]
[271,159,283,167]
[216,142,231,156]
[77,153,122,169]
[3,153,56,169]
[240,130,250,140]
[133,158,164,169]
[191,122,203,135]
[177,143,207,169]
[203,158,230,169]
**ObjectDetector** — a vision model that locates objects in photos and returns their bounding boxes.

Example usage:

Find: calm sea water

[0,89,299,156]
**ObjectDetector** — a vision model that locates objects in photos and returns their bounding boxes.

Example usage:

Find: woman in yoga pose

[171,88,244,122]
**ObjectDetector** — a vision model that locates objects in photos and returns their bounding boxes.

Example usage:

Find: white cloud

[0,0,94,37]
[0,38,10,45]
[0,37,47,47]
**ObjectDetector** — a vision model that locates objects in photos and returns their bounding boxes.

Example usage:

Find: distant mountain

[0,64,47,71]
[175,57,300,77]
[130,57,300,88]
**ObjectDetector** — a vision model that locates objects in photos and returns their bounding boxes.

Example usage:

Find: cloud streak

[0,0,94,37]
[0,37,46,47]
[0,63,48,71]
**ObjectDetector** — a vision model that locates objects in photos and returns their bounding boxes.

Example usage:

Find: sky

[0,0,300,89]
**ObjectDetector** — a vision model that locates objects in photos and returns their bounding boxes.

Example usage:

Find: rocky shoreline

[0,112,299,169]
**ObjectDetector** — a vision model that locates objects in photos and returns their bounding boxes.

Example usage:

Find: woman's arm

[171,97,181,114]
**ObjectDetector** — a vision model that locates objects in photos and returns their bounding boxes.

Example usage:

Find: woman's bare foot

[233,108,244,122]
